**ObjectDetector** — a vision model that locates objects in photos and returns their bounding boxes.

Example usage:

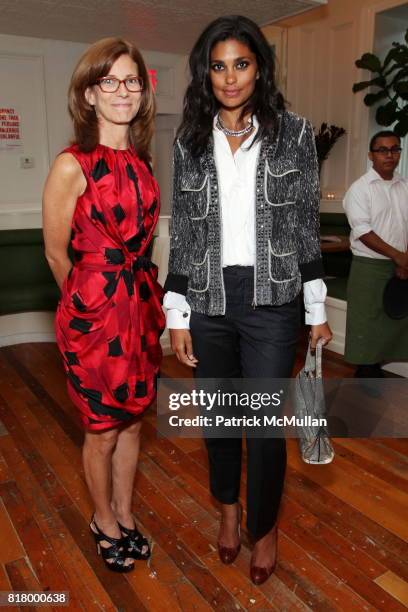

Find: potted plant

[314,123,346,176]
[352,28,408,136]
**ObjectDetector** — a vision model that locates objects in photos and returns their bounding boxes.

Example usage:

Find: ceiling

[0,0,327,54]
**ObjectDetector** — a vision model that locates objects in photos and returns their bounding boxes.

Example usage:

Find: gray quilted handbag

[294,340,334,464]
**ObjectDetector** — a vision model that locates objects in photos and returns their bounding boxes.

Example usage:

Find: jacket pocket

[264,160,300,206]
[189,250,210,293]
[181,174,210,220]
[268,239,298,284]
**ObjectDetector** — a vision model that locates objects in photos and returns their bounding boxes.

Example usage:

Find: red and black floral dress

[55,144,165,431]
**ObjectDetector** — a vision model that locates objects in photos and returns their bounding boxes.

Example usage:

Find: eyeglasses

[94,76,144,93]
[371,146,402,156]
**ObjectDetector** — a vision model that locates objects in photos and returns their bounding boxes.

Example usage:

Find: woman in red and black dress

[43,38,164,572]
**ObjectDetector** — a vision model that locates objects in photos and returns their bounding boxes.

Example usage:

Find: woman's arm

[164,140,194,295]
[42,153,86,289]
[164,141,198,367]
[296,119,325,283]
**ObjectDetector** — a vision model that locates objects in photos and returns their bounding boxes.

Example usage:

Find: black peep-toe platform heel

[117,520,151,560]
[90,516,135,573]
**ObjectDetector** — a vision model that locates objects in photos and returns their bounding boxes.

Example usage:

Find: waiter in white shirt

[343,130,408,377]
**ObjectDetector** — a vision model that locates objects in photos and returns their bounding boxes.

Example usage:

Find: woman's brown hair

[68,37,155,162]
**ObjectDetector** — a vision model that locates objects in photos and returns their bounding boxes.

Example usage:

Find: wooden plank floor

[0,341,407,611]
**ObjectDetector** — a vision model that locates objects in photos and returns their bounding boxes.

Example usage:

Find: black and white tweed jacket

[164,110,324,316]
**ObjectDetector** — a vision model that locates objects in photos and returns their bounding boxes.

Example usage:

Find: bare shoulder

[46,152,86,195]
[51,152,83,181]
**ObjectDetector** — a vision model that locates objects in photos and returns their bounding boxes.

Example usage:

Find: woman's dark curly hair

[177,15,285,157]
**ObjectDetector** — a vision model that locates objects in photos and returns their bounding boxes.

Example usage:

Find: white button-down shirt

[165,115,327,328]
[343,167,408,258]
[215,115,260,266]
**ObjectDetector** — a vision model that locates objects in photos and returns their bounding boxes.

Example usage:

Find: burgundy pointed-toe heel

[250,526,277,585]
[217,503,242,565]
[218,541,241,565]
[250,563,275,586]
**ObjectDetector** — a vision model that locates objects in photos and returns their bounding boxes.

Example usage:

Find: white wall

[263,0,408,201]
[152,114,181,215]
[0,33,187,229]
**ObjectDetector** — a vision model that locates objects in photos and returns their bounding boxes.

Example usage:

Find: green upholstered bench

[320,212,351,301]
[0,230,158,316]
[0,229,60,315]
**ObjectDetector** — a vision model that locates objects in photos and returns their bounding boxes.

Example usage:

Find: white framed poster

[0,53,49,228]
[0,105,23,151]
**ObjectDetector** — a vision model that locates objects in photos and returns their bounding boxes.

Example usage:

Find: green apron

[345,256,408,364]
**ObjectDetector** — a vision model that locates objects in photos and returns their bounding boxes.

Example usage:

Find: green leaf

[394,81,408,99]
[353,80,374,92]
[395,107,408,120]
[374,75,387,88]
[384,63,405,79]
[355,53,382,72]
[376,101,398,126]
[390,67,408,85]
[393,48,408,67]
[383,47,399,68]
[352,76,387,93]
[364,90,388,106]
[394,116,408,137]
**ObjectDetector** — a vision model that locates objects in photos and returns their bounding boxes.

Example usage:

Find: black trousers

[190,266,301,540]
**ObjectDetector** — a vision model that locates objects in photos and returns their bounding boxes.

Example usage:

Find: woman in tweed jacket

[164,15,332,584]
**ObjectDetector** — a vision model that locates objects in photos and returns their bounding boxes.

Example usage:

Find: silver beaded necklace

[216,114,254,137]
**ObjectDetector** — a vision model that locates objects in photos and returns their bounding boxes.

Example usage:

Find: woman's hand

[310,322,333,349]
[170,329,198,368]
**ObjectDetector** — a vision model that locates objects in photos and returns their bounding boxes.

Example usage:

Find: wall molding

[0,207,42,229]
[326,19,355,195]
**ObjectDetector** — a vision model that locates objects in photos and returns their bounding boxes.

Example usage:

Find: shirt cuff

[303,279,327,325]
[163,291,191,329]
[352,223,373,240]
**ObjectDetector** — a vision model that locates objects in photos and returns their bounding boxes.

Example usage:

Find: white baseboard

[0,311,173,356]
[382,362,408,377]
[2,304,406,377]
[0,311,56,346]
[0,207,42,230]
